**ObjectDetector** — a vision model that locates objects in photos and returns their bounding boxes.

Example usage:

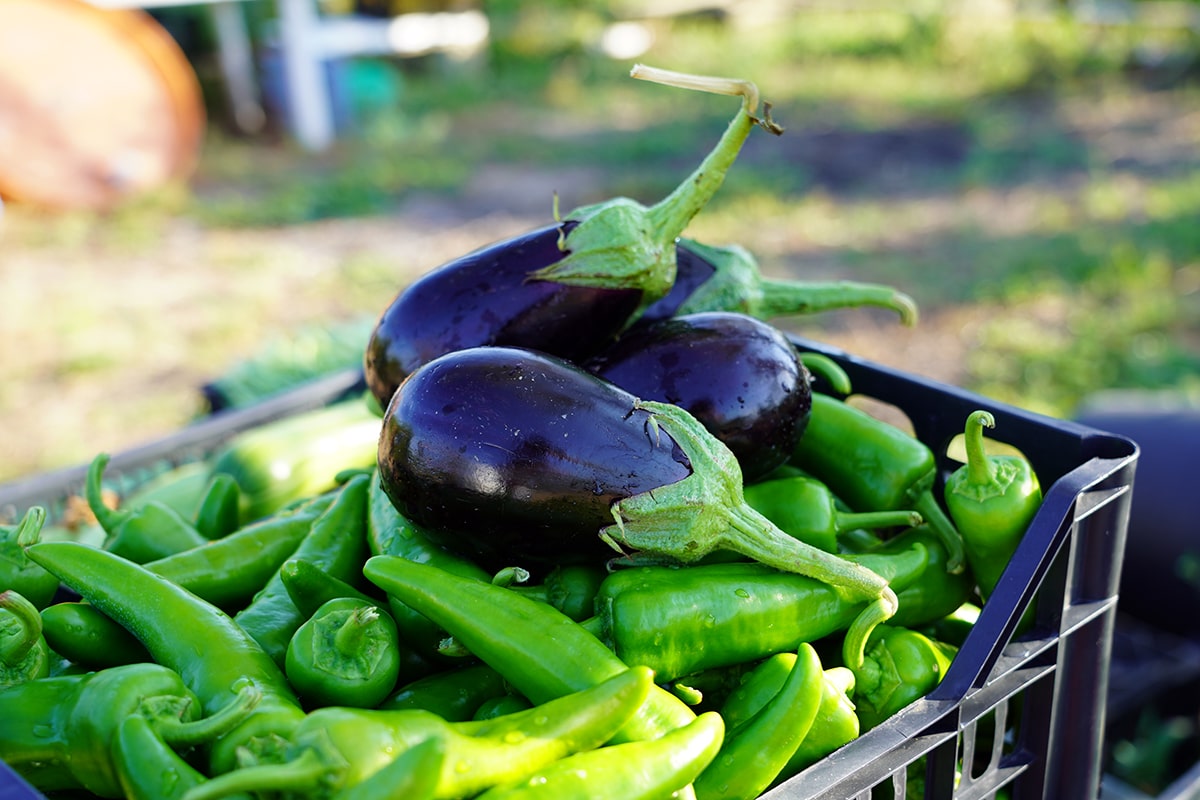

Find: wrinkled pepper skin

[944,410,1043,601]
[851,625,958,731]
[475,710,726,800]
[583,311,812,482]
[24,541,305,776]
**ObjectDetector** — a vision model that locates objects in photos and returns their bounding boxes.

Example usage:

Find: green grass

[12,3,1199,430]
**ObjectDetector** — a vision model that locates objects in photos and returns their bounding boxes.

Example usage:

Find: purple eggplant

[584,312,811,483]
[363,221,646,410]
[363,66,784,410]
[376,346,898,655]
[639,238,920,327]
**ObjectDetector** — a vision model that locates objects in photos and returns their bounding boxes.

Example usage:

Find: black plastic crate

[759,337,1139,800]
[0,342,1138,800]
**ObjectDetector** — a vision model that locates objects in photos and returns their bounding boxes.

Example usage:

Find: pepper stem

[13,506,47,547]
[156,684,263,749]
[834,510,924,535]
[0,590,43,664]
[963,410,998,487]
[798,353,853,396]
[909,491,966,575]
[83,453,130,534]
[333,606,379,656]
[178,747,333,800]
[842,590,899,670]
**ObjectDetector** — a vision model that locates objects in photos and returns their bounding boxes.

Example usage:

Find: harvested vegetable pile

[1,66,1044,800]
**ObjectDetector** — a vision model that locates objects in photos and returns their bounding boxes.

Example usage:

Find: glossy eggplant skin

[584,312,810,483]
[377,346,693,572]
[364,223,645,410]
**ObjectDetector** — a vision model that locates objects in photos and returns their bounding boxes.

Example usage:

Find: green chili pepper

[40,601,151,669]
[473,693,534,720]
[0,662,260,797]
[145,492,335,611]
[362,555,699,745]
[365,471,492,663]
[333,736,443,800]
[592,544,929,681]
[694,643,823,800]
[719,654,859,783]
[507,563,608,622]
[285,596,401,709]
[380,661,508,719]
[24,540,306,776]
[0,507,58,610]
[281,557,436,687]
[851,624,958,731]
[922,601,981,648]
[234,473,370,666]
[745,474,923,553]
[112,714,210,800]
[0,590,51,688]
[193,473,243,540]
[85,453,210,563]
[179,665,656,800]
[791,392,967,574]
[844,524,975,630]
[475,710,726,800]
[944,410,1043,601]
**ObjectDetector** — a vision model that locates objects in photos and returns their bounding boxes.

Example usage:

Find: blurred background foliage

[3,0,1199,480]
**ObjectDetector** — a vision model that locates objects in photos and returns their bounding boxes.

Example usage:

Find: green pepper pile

[0,66,1050,800]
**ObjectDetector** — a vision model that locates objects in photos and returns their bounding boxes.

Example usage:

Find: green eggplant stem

[631,64,783,238]
[755,278,919,326]
[534,66,781,321]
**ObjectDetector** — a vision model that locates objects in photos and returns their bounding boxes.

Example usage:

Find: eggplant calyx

[601,400,894,603]
[530,66,781,320]
[676,238,920,326]
[602,399,897,668]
